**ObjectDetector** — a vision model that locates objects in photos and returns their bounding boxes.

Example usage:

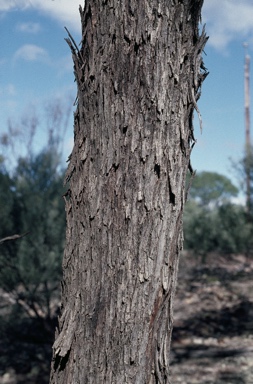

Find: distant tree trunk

[50,1,207,383]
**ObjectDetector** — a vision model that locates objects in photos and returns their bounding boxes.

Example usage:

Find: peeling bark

[50,1,207,383]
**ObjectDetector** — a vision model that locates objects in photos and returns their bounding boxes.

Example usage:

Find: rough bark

[50,1,207,383]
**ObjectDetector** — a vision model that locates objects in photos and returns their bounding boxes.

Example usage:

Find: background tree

[216,202,252,254]
[189,171,238,208]
[0,100,71,383]
[0,97,72,172]
[0,160,15,238]
[183,171,253,258]
[0,100,70,320]
[233,145,253,216]
[50,1,207,383]
[2,148,65,319]
[183,200,218,258]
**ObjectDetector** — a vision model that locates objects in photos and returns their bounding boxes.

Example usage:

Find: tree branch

[0,232,30,245]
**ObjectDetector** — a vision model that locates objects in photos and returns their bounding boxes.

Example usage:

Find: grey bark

[50,1,207,383]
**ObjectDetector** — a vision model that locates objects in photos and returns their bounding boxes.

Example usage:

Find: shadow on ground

[0,308,56,384]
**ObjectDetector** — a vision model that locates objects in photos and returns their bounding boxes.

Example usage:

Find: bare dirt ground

[170,252,253,384]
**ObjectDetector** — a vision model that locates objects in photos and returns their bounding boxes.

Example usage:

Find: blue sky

[1,0,253,191]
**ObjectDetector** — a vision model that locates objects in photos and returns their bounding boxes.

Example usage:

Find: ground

[171,252,253,384]
[1,252,253,383]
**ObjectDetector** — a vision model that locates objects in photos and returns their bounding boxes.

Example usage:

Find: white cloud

[0,0,31,11]
[16,21,41,33]
[0,0,82,33]
[0,0,17,11]
[34,0,82,33]
[203,0,253,51]
[14,44,48,62]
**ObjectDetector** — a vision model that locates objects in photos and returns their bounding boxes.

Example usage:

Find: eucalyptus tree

[50,1,207,382]
[189,171,238,208]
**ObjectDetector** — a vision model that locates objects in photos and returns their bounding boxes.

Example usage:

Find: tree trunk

[50,1,207,383]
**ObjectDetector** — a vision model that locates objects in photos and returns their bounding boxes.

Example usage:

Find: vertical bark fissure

[51,1,207,383]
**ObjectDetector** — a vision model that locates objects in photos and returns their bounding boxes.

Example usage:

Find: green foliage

[189,171,238,208]
[233,145,253,215]
[0,147,65,320]
[216,203,253,254]
[183,201,218,257]
[0,100,72,382]
[0,165,16,237]
[184,171,253,258]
